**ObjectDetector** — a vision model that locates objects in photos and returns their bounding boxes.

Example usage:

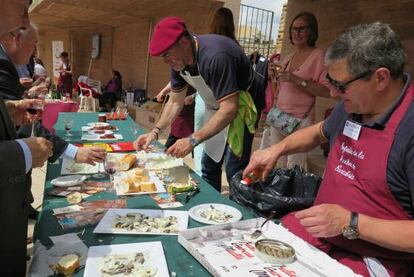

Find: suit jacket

[0,46,30,276]
[0,118,29,277]
[0,45,68,160]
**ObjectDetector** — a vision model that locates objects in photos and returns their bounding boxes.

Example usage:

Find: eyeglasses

[291,26,311,34]
[326,70,372,93]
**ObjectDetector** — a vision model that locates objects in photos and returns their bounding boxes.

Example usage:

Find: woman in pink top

[267,12,330,169]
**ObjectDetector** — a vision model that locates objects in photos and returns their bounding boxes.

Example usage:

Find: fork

[250,211,277,239]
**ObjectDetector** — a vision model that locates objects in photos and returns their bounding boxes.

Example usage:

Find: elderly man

[0,0,55,275]
[1,25,106,165]
[134,17,258,192]
[0,25,106,219]
[244,22,414,276]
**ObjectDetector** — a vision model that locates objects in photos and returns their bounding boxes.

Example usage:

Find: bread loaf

[118,154,137,171]
[56,254,80,276]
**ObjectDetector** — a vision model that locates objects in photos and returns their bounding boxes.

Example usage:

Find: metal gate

[238,4,274,57]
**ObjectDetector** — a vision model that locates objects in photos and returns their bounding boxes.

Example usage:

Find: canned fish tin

[255,239,295,265]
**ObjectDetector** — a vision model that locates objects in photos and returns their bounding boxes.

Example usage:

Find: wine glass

[26,101,44,137]
[103,154,117,193]
[130,123,139,138]
[63,118,74,139]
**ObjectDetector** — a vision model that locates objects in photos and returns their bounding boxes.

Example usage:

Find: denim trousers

[201,125,254,192]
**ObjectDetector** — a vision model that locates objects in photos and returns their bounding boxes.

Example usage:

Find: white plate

[93,208,189,235]
[84,242,170,277]
[61,159,100,175]
[188,203,242,225]
[51,175,87,187]
[87,130,114,135]
[114,171,166,196]
[87,122,109,128]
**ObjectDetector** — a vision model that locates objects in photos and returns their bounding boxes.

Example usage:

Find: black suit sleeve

[17,122,68,163]
[0,59,25,100]
[0,139,27,186]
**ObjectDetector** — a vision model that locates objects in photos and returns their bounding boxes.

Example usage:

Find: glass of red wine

[63,118,74,139]
[103,154,117,193]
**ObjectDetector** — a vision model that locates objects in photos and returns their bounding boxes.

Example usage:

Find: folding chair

[77,76,98,111]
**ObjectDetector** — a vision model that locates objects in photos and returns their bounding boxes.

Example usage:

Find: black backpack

[248,51,268,117]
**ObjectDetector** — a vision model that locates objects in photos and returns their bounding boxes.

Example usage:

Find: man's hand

[243,146,280,181]
[6,99,45,125]
[156,90,168,102]
[166,137,193,157]
[75,146,106,165]
[295,204,350,238]
[28,85,48,95]
[133,132,157,151]
[22,137,53,168]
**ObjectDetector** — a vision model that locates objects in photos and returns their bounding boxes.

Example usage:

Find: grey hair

[325,22,406,78]
[19,22,38,41]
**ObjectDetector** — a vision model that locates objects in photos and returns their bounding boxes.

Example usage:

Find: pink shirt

[276,48,329,119]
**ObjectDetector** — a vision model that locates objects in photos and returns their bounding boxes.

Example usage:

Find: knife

[185,186,200,203]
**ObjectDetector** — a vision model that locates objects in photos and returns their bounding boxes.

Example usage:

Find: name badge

[343,120,361,141]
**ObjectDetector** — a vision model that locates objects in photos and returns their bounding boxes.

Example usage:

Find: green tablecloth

[33,112,255,276]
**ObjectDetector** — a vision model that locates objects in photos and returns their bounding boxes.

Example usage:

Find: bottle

[241,171,261,186]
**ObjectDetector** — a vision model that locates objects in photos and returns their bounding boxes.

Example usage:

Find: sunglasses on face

[291,26,310,34]
[326,70,372,93]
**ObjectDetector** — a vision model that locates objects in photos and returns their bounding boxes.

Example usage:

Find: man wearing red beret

[134,16,258,192]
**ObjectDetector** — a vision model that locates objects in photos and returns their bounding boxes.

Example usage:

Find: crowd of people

[0,1,413,276]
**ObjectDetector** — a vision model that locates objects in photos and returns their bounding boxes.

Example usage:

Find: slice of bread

[128,182,141,193]
[140,182,156,192]
[56,254,80,276]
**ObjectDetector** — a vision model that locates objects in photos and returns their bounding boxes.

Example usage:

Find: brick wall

[282,0,414,122]
[37,27,70,82]
[35,1,223,98]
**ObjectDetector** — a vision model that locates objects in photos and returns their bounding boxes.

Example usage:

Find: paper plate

[51,175,87,187]
[87,122,109,128]
[189,203,242,225]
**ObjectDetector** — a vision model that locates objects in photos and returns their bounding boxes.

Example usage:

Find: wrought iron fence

[238,4,274,57]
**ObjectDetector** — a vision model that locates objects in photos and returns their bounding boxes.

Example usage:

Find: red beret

[149,17,187,56]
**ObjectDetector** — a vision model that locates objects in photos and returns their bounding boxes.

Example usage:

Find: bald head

[0,0,31,36]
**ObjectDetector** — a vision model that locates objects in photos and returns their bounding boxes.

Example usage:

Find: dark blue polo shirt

[170,34,253,101]
[323,73,414,217]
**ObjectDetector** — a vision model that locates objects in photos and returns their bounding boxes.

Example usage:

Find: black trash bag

[229,165,322,218]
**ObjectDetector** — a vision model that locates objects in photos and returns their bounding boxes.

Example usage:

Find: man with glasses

[134,17,258,192]
[245,22,414,276]
[0,1,55,275]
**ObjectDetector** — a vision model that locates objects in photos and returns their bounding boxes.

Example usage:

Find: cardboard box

[132,106,170,136]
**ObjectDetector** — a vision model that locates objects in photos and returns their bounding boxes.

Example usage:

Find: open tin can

[255,239,296,265]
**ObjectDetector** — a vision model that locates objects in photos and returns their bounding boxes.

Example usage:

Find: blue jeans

[201,125,254,192]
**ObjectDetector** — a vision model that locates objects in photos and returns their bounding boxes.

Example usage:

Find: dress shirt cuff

[16,139,32,173]
[61,144,78,160]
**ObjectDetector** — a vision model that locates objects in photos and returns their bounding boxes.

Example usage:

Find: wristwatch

[342,212,359,239]
[300,80,308,88]
[189,134,200,147]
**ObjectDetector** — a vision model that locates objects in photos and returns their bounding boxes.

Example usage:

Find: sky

[240,0,287,40]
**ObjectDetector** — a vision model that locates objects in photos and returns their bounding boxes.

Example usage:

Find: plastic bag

[230,165,322,217]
